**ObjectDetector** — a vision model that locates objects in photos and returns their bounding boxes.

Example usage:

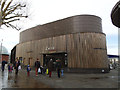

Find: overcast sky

[0,0,119,55]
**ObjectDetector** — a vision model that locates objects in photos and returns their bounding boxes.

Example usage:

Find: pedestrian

[35,58,40,76]
[47,59,53,77]
[14,58,20,75]
[27,65,31,76]
[56,59,62,78]
[1,60,7,71]
[43,65,47,74]
[8,63,13,73]
[46,68,49,75]
[40,66,43,74]
[61,68,64,76]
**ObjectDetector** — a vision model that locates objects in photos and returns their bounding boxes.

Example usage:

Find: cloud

[107,46,118,55]
[0,26,19,53]
[0,0,119,55]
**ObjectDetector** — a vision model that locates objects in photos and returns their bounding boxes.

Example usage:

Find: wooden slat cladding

[79,33,108,68]
[16,32,108,69]
[20,15,102,43]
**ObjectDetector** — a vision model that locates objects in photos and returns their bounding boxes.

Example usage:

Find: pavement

[0,67,119,89]
[0,69,50,89]
[30,69,118,88]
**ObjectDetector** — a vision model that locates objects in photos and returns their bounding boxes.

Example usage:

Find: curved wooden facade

[20,15,102,43]
[15,15,109,73]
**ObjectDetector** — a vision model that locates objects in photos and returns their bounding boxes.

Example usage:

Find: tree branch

[3,4,21,19]
[1,0,7,10]
[4,15,28,20]
[2,0,13,16]
[6,4,17,11]
[1,0,28,30]
[4,23,9,27]
[8,23,20,30]
[2,22,21,30]
[4,18,20,23]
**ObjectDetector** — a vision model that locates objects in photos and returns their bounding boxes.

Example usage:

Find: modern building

[108,55,119,64]
[108,55,119,69]
[0,46,9,62]
[10,46,16,63]
[111,0,120,28]
[11,15,109,73]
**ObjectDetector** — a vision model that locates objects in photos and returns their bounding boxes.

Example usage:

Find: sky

[0,0,119,55]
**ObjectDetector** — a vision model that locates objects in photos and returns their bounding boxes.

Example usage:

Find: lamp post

[0,39,3,63]
[0,1,2,27]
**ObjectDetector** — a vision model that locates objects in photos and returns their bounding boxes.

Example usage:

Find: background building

[108,55,119,63]
[10,46,16,64]
[108,55,119,69]
[0,46,9,62]
[11,15,109,73]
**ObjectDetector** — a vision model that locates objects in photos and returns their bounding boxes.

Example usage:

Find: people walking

[48,59,53,77]
[1,60,7,71]
[8,63,13,73]
[56,59,62,78]
[35,58,40,76]
[14,58,20,75]
[27,65,31,76]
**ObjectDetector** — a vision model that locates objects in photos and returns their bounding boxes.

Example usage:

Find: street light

[0,39,3,63]
[0,1,2,27]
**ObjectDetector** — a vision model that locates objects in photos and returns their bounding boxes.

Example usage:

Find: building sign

[46,47,56,53]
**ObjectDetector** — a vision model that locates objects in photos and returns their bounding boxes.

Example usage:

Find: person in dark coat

[35,58,40,76]
[43,65,47,74]
[14,58,20,75]
[48,59,53,77]
[56,59,62,78]
[2,60,7,71]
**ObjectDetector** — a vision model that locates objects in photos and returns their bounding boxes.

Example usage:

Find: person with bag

[27,65,31,76]
[48,59,53,77]
[35,58,40,76]
[40,66,43,74]
[38,67,41,74]
[14,58,20,75]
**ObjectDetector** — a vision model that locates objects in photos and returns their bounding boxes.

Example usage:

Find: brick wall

[2,54,9,62]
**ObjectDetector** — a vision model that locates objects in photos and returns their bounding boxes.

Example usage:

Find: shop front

[43,52,67,71]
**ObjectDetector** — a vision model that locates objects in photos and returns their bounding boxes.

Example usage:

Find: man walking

[2,60,7,71]
[56,59,62,78]
[35,58,40,76]
[14,58,20,75]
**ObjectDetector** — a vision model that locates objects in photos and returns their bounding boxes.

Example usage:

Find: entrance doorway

[43,52,67,71]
